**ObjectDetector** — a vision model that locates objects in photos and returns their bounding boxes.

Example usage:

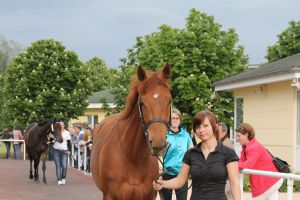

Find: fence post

[77,143,81,170]
[239,173,244,199]
[71,144,74,167]
[23,140,26,160]
[83,145,87,172]
[287,178,294,200]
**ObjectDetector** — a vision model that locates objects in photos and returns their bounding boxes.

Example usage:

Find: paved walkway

[2,159,300,200]
[0,159,102,200]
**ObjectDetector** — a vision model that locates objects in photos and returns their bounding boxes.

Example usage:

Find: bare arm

[153,163,190,190]
[227,161,241,200]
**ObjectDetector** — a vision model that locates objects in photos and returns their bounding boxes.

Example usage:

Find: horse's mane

[26,122,38,131]
[38,118,54,126]
[120,69,170,119]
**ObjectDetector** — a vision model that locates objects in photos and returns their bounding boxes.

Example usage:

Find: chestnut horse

[25,118,63,184]
[91,64,172,200]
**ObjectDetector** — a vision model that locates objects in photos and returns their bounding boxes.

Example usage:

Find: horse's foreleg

[29,158,33,180]
[42,159,47,184]
[41,152,47,184]
[105,195,114,200]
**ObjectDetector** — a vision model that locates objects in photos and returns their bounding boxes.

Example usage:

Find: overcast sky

[1,0,299,68]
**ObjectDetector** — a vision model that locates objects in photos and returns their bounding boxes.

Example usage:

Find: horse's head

[52,120,63,143]
[137,63,172,156]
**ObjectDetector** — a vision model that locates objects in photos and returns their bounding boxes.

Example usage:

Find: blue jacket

[163,126,191,175]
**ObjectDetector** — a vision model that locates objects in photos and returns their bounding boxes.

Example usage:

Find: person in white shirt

[52,120,71,185]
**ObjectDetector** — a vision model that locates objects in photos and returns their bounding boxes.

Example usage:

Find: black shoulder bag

[267,150,291,173]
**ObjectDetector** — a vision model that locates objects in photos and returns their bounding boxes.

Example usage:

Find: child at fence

[73,125,85,169]
[83,127,93,172]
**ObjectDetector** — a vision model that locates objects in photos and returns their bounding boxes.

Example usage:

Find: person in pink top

[236,123,283,200]
[12,125,23,159]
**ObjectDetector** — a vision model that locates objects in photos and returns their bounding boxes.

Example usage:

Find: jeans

[159,173,188,200]
[5,142,11,159]
[48,147,54,161]
[53,149,68,181]
[13,144,21,159]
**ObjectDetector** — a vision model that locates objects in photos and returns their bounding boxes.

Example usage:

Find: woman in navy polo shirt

[153,110,241,200]
[159,108,191,200]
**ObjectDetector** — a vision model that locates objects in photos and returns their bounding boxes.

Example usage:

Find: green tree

[109,63,136,112]
[266,20,300,63]
[1,39,93,128]
[0,36,22,73]
[85,57,117,92]
[0,36,22,128]
[112,9,247,130]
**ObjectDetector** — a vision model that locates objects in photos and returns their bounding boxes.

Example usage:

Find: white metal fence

[240,169,300,200]
[69,142,90,173]
[0,139,26,160]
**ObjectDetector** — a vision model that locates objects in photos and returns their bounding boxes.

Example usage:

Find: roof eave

[214,71,300,92]
[87,103,116,109]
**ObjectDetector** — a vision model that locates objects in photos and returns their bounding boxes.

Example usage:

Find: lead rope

[155,133,193,197]
[155,156,166,181]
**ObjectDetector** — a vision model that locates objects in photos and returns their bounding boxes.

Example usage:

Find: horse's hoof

[29,175,33,179]
[43,180,48,185]
[34,179,40,183]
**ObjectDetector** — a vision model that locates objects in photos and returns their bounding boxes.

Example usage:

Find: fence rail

[69,142,90,173]
[240,169,300,200]
[0,139,26,160]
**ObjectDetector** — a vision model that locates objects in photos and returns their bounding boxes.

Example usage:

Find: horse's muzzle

[149,141,168,156]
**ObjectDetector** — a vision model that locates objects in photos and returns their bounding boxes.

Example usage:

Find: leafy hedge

[243,174,300,192]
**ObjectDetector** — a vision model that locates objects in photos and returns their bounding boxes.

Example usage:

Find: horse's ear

[162,63,171,80]
[137,66,147,81]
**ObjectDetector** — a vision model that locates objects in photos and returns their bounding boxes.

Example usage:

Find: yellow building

[68,90,115,129]
[213,53,300,172]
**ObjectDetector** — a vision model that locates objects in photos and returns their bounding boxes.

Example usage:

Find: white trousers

[252,179,283,200]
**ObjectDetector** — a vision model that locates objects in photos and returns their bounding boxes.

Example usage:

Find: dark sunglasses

[236,126,247,134]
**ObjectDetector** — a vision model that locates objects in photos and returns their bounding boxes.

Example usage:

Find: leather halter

[137,93,171,146]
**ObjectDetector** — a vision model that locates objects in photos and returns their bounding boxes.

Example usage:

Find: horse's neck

[119,107,150,163]
[38,122,51,139]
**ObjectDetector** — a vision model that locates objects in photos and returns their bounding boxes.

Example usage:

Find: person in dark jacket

[2,128,12,159]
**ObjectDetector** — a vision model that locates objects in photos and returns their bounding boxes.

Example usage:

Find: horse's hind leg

[34,156,41,183]
[41,152,47,184]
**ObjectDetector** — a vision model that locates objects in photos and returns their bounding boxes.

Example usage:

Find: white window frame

[86,115,98,128]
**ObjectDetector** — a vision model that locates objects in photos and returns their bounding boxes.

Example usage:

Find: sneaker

[58,180,62,185]
[61,179,66,185]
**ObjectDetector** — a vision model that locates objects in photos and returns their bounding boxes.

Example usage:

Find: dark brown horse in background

[91,64,172,200]
[25,118,63,184]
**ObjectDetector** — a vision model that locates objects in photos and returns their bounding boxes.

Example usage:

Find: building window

[87,115,98,128]
[297,90,300,145]
[234,97,244,139]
